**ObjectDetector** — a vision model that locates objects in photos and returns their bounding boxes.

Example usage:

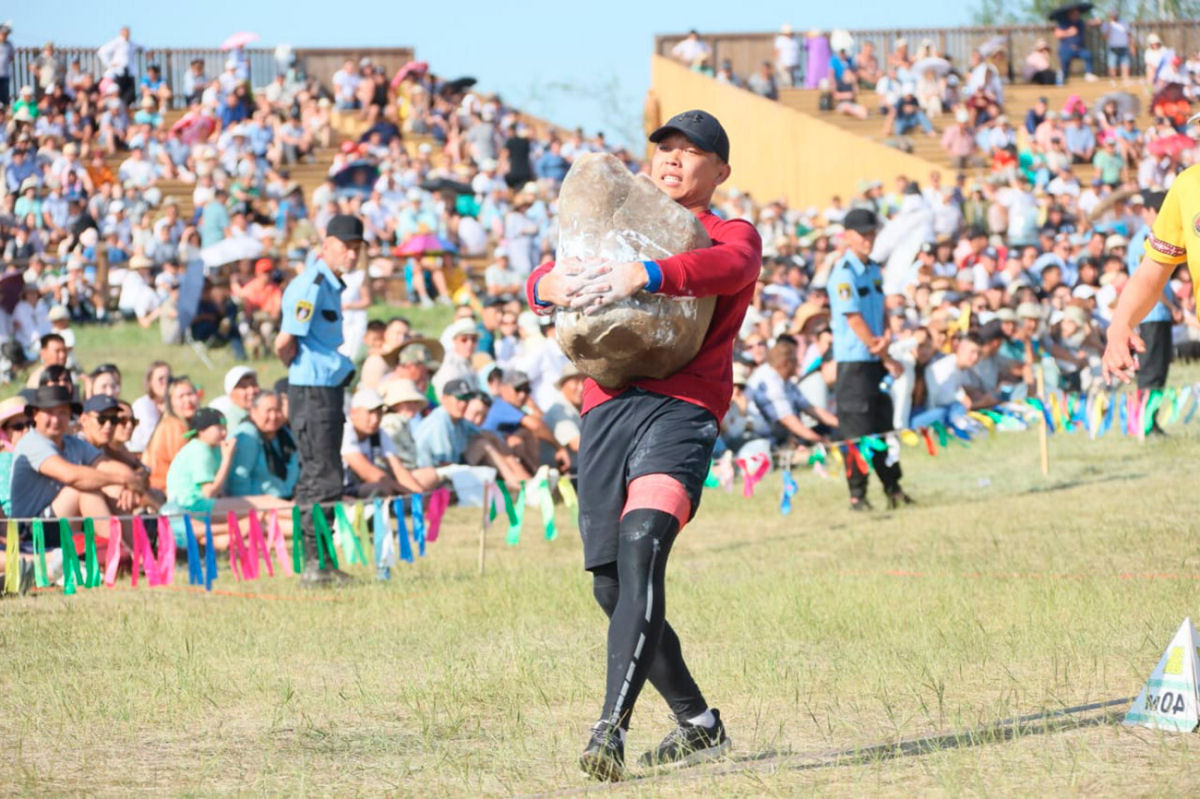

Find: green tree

[972,0,1200,23]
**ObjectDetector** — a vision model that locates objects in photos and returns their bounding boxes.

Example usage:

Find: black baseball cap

[326,214,364,244]
[649,109,730,163]
[83,394,120,414]
[1143,190,1167,212]
[843,208,881,235]
[186,407,226,438]
[442,378,475,399]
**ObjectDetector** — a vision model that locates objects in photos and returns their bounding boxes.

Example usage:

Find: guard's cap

[649,109,730,163]
[843,208,881,235]
[326,214,364,244]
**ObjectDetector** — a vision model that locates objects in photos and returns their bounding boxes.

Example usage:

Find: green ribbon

[703,463,720,488]
[537,477,556,541]
[32,520,48,588]
[312,505,340,570]
[807,447,826,466]
[333,503,367,566]
[291,504,304,573]
[931,421,949,448]
[83,518,101,588]
[1144,389,1164,435]
[60,519,82,596]
[1166,387,1182,424]
[505,482,526,546]
[497,481,519,525]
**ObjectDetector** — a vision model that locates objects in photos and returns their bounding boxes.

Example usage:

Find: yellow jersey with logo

[1148,165,1200,302]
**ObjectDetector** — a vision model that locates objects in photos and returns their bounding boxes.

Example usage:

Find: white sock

[687,709,716,728]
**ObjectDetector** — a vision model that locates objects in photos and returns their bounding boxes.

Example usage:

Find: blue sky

[10,1,969,147]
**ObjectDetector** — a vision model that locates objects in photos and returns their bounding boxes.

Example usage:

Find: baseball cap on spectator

[648,109,731,163]
[978,319,1006,344]
[1073,285,1098,300]
[1128,193,1146,207]
[731,362,750,387]
[186,407,225,437]
[1148,33,1162,45]
[47,306,69,322]
[994,307,1018,323]
[445,318,479,340]
[1063,305,1090,327]
[254,258,273,275]
[441,378,475,399]
[25,385,80,415]
[1016,301,1042,320]
[380,378,428,409]
[326,214,364,243]
[1142,191,1167,212]
[843,208,881,234]
[224,365,257,396]
[129,254,152,270]
[350,388,386,411]
[919,242,935,255]
[83,394,120,415]
[1104,234,1128,250]
[501,369,532,389]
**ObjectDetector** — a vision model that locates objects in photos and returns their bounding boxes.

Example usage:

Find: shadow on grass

[1020,473,1146,496]
[532,696,1134,796]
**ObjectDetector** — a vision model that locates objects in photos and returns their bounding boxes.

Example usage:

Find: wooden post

[1035,364,1050,477]
[477,484,490,577]
[94,241,109,321]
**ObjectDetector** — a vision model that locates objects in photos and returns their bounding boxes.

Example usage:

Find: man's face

[391,400,425,422]
[35,405,70,439]
[464,397,488,426]
[650,132,730,210]
[442,394,468,421]
[321,235,363,273]
[250,395,283,435]
[561,376,584,408]
[351,406,382,436]
[453,333,478,358]
[499,380,531,407]
[42,339,66,367]
[396,361,428,387]
[481,306,501,329]
[844,228,875,259]
[82,410,117,446]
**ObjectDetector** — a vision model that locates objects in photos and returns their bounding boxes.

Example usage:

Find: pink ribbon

[227,511,249,581]
[714,455,735,492]
[155,516,176,586]
[130,516,162,587]
[103,516,122,587]
[736,454,770,498]
[425,487,451,542]
[246,512,272,578]
[267,509,292,575]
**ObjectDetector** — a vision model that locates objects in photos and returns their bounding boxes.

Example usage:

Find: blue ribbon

[411,493,426,557]
[203,513,216,591]
[394,497,413,563]
[780,470,797,516]
[183,514,204,586]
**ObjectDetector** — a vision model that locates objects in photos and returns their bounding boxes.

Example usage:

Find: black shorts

[576,388,719,570]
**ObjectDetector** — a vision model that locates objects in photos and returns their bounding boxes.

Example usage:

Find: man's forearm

[1112,255,1174,331]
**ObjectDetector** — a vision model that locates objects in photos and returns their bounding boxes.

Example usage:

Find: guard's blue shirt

[280,258,354,387]
[829,252,884,363]
[1128,224,1173,322]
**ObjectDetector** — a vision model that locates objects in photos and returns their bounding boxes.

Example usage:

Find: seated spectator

[11,386,148,534]
[1064,114,1096,163]
[379,378,440,493]
[886,94,936,137]
[24,333,68,389]
[77,394,159,500]
[209,366,260,430]
[432,318,481,396]
[165,408,289,538]
[1024,40,1057,85]
[481,369,571,473]
[0,397,30,516]
[484,247,523,301]
[391,338,441,398]
[746,61,779,100]
[341,388,432,496]
[229,391,298,499]
[129,361,170,454]
[911,333,996,427]
[143,375,199,492]
[416,377,529,485]
[543,364,584,454]
[747,340,839,447]
[117,255,159,321]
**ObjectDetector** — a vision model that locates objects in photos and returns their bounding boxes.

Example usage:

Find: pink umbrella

[391,60,429,89]
[221,31,260,51]
[1148,133,1196,159]
[169,110,216,145]
[394,233,457,257]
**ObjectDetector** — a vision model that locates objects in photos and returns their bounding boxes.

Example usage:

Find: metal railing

[10,45,413,108]
[655,21,1200,86]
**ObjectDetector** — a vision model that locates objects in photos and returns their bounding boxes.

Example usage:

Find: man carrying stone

[526,110,761,780]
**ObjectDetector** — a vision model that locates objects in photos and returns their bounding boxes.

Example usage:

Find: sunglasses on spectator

[513,384,532,394]
[3,420,29,433]
[96,414,123,427]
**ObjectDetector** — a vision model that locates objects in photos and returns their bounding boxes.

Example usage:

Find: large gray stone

[554,153,716,388]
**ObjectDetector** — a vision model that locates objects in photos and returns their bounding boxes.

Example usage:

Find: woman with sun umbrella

[394,230,456,307]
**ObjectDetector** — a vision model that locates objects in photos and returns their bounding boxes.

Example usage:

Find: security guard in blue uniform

[275,214,363,585]
[828,208,910,511]
[1126,191,1177,435]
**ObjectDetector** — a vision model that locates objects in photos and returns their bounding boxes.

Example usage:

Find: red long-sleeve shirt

[525,210,762,421]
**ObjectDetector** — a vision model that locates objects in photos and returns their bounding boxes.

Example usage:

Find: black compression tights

[591,508,707,731]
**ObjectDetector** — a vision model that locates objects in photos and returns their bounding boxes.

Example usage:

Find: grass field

[4,379,1200,796]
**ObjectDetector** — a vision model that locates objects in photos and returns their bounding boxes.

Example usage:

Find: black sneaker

[849,497,873,512]
[638,709,730,769]
[579,721,625,781]
[887,490,915,510]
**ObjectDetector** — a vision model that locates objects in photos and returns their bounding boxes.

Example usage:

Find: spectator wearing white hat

[379,378,441,492]
[431,318,482,397]
[484,246,522,301]
[543,363,585,454]
[208,366,260,430]
[342,388,427,496]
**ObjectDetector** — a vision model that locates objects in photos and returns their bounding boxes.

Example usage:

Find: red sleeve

[524,260,556,316]
[655,218,762,298]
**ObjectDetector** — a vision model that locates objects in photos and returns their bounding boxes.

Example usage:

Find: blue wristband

[532,277,551,307]
[642,260,663,293]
